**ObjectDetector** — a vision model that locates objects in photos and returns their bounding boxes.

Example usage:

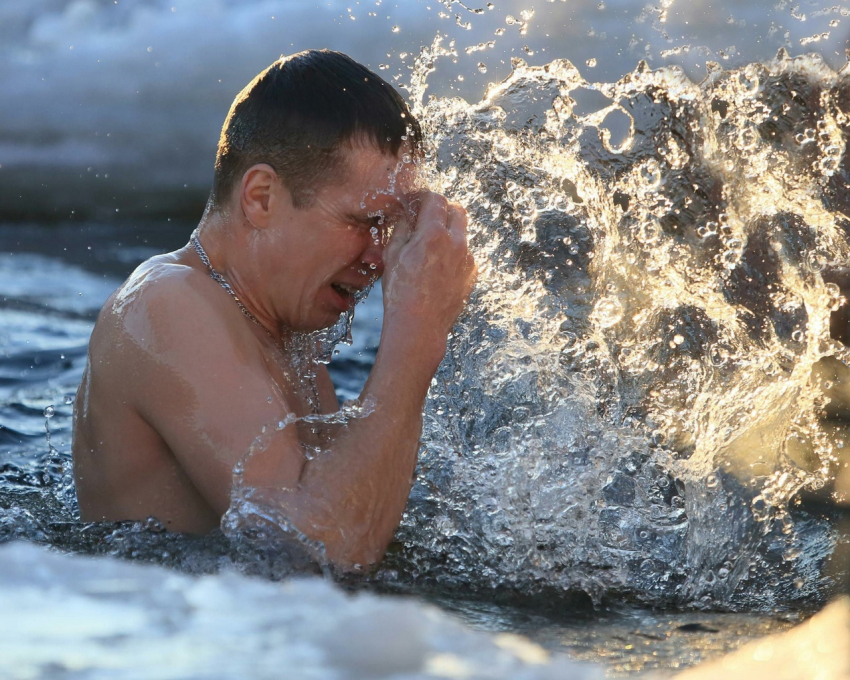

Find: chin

[294,311,347,334]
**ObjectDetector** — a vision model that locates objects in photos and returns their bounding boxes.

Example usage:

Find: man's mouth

[331,282,360,298]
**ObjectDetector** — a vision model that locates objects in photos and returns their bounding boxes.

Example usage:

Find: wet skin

[72,141,476,568]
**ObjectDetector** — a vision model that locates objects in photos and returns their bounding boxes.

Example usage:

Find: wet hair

[211,49,422,210]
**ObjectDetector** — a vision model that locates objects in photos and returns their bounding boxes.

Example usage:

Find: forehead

[332,140,415,202]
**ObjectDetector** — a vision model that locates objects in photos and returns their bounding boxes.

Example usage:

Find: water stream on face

[1,1,850,676]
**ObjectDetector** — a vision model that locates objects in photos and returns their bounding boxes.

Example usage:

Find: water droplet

[63,395,74,405]
[820,155,839,175]
[143,516,166,533]
[796,127,816,145]
[477,62,487,74]
[751,495,769,521]
[391,25,400,33]
[43,406,55,418]
[636,217,662,244]
[593,296,624,328]
[737,122,759,150]
[720,248,742,269]
[806,249,827,272]
[639,160,662,188]
[697,221,717,238]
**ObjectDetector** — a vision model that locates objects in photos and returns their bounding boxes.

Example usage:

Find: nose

[361,236,384,278]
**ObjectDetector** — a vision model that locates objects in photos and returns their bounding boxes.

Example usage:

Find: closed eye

[347,214,382,228]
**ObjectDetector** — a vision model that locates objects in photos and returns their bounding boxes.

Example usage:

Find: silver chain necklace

[189,229,322,414]
[190,229,277,340]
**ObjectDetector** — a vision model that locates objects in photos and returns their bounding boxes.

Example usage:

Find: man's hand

[381,190,477,368]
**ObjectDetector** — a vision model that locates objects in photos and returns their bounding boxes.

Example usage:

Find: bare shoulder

[101,252,220,329]
[85,250,269,419]
[79,251,302,519]
[92,251,248,365]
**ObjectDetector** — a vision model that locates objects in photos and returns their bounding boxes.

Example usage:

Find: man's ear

[240,163,281,229]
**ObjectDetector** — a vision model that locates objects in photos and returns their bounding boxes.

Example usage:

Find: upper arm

[116,269,305,515]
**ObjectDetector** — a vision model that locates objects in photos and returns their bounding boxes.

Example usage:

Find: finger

[413,192,449,239]
[392,211,414,243]
[384,213,413,265]
[401,188,429,231]
[446,202,468,244]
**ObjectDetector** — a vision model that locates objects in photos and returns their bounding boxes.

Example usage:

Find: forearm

[287,333,444,568]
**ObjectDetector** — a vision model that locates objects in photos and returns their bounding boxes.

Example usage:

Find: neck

[193,209,292,345]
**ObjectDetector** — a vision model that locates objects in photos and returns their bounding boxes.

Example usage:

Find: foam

[0,541,604,679]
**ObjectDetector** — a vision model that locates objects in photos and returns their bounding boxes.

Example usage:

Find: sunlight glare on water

[372,41,850,609]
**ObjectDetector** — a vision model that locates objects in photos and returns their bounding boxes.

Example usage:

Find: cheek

[338,234,372,263]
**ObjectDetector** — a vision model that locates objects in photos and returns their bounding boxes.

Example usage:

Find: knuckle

[451,212,468,229]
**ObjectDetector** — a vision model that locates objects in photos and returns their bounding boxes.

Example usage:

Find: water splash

[2,20,848,613]
[385,50,850,608]
[43,405,55,454]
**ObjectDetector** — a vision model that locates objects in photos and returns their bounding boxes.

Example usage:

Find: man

[72,50,476,570]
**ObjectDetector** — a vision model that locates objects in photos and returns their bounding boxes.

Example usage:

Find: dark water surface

[0,220,836,677]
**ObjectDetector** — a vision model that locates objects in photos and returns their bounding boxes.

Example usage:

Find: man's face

[263,140,415,332]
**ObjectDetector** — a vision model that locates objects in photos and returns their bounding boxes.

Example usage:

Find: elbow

[280,486,404,572]
[322,525,394,573]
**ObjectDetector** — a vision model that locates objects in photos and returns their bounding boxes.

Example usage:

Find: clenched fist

[381,190,477,369]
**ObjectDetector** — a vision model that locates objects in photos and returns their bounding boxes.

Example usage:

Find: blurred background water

[3,0,850,220]
[2,0,850,677]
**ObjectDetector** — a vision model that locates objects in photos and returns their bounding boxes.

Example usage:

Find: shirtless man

[72,50,476,570]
